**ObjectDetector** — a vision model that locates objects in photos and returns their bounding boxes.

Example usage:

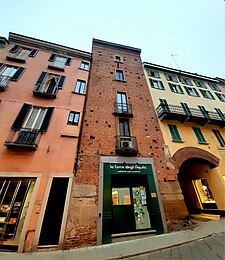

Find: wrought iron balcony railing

[33,83,58,99]
[115,136,138,155]
[4,128,41,150]
[0,75,10,91]
[113,103,133,117]
[156,103,225,128]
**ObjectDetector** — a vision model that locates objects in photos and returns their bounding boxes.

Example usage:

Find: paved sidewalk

[0,218,224,260]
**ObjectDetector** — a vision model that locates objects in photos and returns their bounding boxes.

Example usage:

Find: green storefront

[99,157,164,244]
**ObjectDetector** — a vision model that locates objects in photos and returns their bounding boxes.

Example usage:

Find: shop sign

[104,163,152,175]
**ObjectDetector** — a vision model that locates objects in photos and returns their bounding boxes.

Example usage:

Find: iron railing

[4,128,41,150]
[114,103,133,116]
[115,136,138,155]
[156,103,225,127]
[33,83,58,98]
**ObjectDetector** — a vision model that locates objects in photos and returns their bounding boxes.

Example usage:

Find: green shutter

[149,78,154,87]
[159,81,165,90]
[192,127,207,144]
[168,83,173,92]
[168,124,182,142]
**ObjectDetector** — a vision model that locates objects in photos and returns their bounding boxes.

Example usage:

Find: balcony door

[119,119,130,137]
[117,92,128,113]
[23,108,47,130]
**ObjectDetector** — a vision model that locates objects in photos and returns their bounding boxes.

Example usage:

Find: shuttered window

[11,104,54,132]
[168,124,182,142]
[192,127,207,144]
[48,54,71,71]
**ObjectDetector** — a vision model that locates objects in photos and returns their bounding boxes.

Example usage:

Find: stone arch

[172,147,220,170]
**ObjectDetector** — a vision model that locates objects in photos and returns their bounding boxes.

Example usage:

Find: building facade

[0,33,91,252]
[64,40,188,249]
[143,63,225,217]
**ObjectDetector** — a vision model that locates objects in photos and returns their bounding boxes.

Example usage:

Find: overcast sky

[2,0,225,78]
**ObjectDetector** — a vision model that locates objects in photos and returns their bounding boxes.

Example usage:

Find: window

[0,64,25,90]
[5,104,54,149]
[168,124,182,142]
[199,89,215,99]
[198,105,210,119]
[168,83,184,94]
[159,99,170,112]
[164,73,178,82]
[184,86,200,97]
[146,69,160,78]
[74,80,86,94]
[115,69,125,81]
[80,61,89,70]
[119,119,130,136]
[212,130,225,147]
[48,54,71,71]
[116,92,130,113]
[114,55,122,63]
[215,108,225,120]
[149,79,165,90]
[208,83,221,92]
[181,102,191,116]
[34,72,65,96]
[194,80,207,89]
[192,127,207,144]
[7,45,38,62]
[215,93,225,102]
[11,104,54,132]
[180,77,193,86]
[67,112,80,126]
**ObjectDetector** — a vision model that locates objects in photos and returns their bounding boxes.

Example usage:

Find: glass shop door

[111,186,151,234]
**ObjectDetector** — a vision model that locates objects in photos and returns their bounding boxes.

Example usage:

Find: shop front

[98,157,165,244]
[0,177,36,251]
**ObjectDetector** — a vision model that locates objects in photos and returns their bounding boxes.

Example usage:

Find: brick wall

[64,41,188,249]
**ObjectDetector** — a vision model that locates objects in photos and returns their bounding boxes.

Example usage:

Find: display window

[0,178,35,248]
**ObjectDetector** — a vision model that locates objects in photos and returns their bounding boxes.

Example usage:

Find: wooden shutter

[48,54,56,62]
[29,49,38,58]
[10,67,25,81]
[11,104,32,130]
[9,45,20,53]
[36,72,48,85]
[40,107,54,132]
[57,75,66,89]
[65,57,72,66]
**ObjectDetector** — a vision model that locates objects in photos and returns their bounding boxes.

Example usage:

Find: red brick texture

[64,41,188,249]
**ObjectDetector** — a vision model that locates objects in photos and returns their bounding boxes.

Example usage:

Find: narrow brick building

[64,39,188,248]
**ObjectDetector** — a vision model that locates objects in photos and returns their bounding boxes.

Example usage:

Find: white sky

[2,0,225,78]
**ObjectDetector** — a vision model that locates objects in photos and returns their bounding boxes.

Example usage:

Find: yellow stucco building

[143,62,225,216]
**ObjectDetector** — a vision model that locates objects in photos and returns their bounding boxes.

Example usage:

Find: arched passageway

[173,147,220,214]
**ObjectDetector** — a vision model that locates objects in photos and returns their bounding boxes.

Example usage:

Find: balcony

[0,75,10,91]
[113,103,133,117]
[156,104,225,128]
[4,128,41,150]
[6,52,26,63]
[115,136,138,155]
[33,83,58,99]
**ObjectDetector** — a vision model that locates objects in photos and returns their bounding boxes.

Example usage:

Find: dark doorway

[38,178,68,246]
